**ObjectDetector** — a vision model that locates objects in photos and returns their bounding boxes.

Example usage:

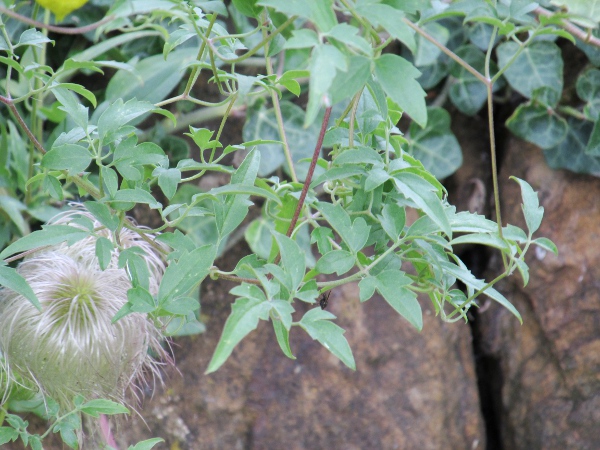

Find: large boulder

[479,138,600,449]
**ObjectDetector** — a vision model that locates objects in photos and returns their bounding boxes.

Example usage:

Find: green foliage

[2,0,592,446]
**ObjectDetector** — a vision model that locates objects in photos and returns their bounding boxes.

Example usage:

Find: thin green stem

[263,13,297,183]
[184,12,218,96]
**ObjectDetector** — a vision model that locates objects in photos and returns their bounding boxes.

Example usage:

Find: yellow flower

[35,0,89,21]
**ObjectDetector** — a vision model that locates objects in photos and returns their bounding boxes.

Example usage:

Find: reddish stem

[0,95,46,154]
[286,106,332,238]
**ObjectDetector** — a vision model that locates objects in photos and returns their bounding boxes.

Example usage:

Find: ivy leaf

[299,308,356,370]
[317,202,370,253]
[206,296,271,373]
[576,68,600,121]
[496,41,563,107]
[510,177,544,236]
[544,117,600,174]
[375,54,427,127]
[506,102,568,149]
[407,107,462,179]
[243,101,320,179]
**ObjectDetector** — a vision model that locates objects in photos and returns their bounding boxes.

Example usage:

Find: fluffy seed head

[0,207,168,409]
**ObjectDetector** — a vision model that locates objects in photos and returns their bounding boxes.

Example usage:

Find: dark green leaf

[496,40,563,107]
[84,201,119,231]
[506,102,568,149]
[407,107,462,178]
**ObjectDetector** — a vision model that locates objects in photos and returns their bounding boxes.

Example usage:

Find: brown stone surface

[109,252,485,450]
[479,138,600,449]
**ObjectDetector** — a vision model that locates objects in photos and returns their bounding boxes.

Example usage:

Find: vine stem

[0,7,113,35]
[285,106,332,238]
[0,95,46,154]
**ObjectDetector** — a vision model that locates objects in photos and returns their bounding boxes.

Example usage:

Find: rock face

[117,259,486,449]
[478,138,600,449]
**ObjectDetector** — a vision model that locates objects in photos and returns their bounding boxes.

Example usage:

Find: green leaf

[42,144,91,173]
[15,29,53,49]
[272,232,305,291]
[154,167,181,200]
[325,23,372,56]
[299,308,355,370]
[0,427,18,445]
[284,29,320,49]
[506,102,568,149]
[0,265,41,310]
[106,48,197,104]
[206,296,271,373]
[550,0,600,28]
[232,0,261,17]
[160,296,199,315]
[440,261,522,324]
[510,177,544,235]
[272,318,296,359]
[378,202,406,241]
[315,250,355,275]
[101,166,119,198]
[532,237,558,255]
[52,87,89,130]
[215,149,260,239]
[80,399,129,417]
[543,117,600,174]
[414,22,449,66]
[407,107,462,179]
[449,45,500,116]
[576,68,600,121]
[128,438,166,450]
[127,286,156,313]
[317,202,370,253]
[372,270,422,330]
[0,225,89,260]
[84,201,119,231]
[329,55,372,104]
[496,40,563,107]
[258,0,337,32]
[306,44,348,125]
[158,245,216,302]
[392,172,452,237]
[374,54,427,127]
[311,227,334,255]
[95,237,114,271]
[243,102,321,177]
[112,189,162,210]
[356,2,415,52]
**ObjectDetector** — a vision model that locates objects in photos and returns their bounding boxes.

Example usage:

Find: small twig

[0,7,113,35]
